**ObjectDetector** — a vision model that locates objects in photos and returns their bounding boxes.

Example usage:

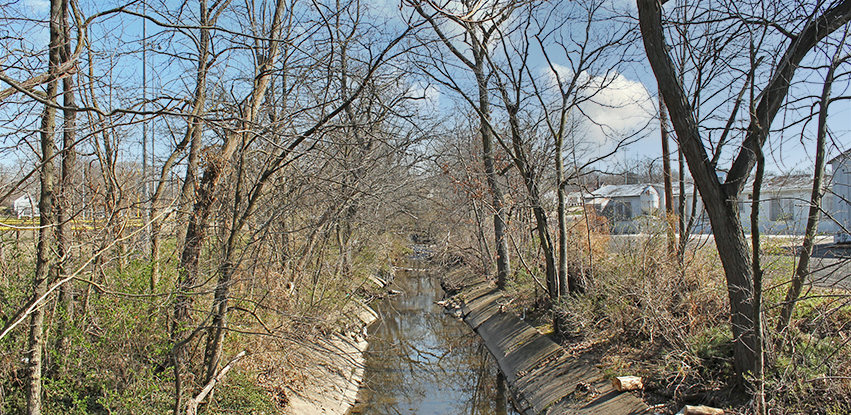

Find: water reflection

[352,260,519,415]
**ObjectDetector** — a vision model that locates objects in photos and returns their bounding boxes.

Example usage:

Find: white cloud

[579,72,654,142]
[408,82,441,111]
[543,62,576,87]
[24,0,49,13]
[539,65,654,145]
[367,0,406,24]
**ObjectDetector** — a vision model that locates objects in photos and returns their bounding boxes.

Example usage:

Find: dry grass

[501,221,850,414]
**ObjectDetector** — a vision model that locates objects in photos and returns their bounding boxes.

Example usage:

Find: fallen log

[186,350,247,415]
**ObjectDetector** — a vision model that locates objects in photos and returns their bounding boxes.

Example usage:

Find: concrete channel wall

[458,281,649,415]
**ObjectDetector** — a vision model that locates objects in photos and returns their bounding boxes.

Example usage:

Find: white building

[738,175,815,235]
[586,184,660,233]
[650,183,711,233]
[651,183,703,216]
[737,173,842,237]
[558,165,849,238]
[12,194,38,219]
[829,151,851,243]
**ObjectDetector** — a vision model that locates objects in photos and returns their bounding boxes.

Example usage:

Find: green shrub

[202,371,278,414]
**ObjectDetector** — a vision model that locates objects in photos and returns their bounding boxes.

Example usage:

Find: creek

[350,257,519,415]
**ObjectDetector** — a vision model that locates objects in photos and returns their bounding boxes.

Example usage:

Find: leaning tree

[636,0,851,394]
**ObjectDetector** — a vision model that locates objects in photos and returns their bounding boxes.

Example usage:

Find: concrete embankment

[283,299,379,415]
[456,280,649,414]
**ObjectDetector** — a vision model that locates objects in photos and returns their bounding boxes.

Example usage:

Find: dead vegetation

[497,222,851,414]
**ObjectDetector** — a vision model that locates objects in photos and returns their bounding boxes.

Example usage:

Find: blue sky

[3,0,849,179]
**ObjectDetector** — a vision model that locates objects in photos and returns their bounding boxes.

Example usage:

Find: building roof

[13,194,35,204]
[650,183,694,196]
[828,149,851,166]
[741,174,819,193]
[590,184,654,198]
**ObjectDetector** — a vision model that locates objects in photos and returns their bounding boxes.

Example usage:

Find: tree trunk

[202,257,233,383]
[706,199,758,381]
[637,0,757,381]
[177,0,212,228]
[676,146,687,265]
[171,3,215,412]
[149,127,193,294]
[54,0,76,377]
[751,143,766,415]
[503,104,558,299]
[556,133,568,295]
[412,4,510,288]
[27,1,62,412]
[28,93,55,415]
[472,199,493,276]
[473,46,510,290]
[777,54,837,334]
[636,0,851,384]
[199,0,299,383]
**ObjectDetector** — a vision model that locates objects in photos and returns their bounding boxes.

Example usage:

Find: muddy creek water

[351,259,519,415]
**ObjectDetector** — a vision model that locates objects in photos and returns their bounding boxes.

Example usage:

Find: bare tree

[529,0,639,295]
[0,0,423,412]
[411,0,512,289]
[198,0,415,383]
[777,46,849,334]
[25,1,64,412]
[637,0,851,385]
[53,0,77,377]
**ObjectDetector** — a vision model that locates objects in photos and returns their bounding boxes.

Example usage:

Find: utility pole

[660,92,675,256]
[141,2,150,250]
